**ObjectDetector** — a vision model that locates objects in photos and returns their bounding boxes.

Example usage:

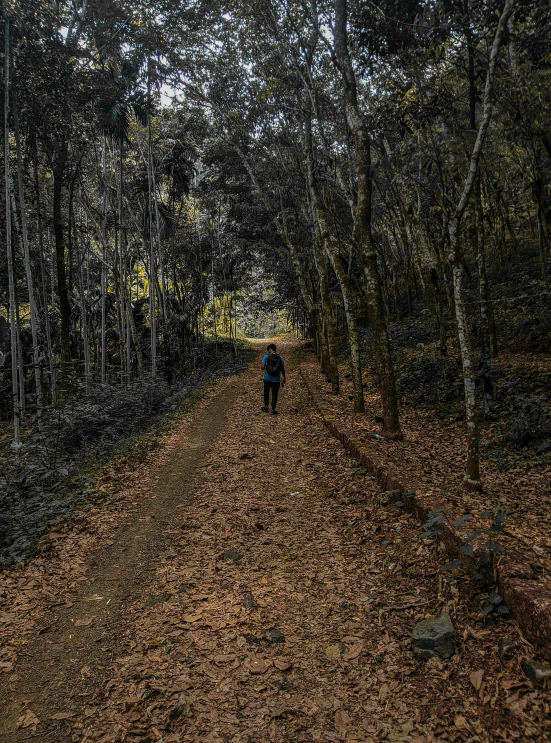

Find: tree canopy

[1,0,550,488]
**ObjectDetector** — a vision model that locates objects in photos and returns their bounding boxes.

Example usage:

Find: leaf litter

[300,350,551,578]
[0,342,549,742]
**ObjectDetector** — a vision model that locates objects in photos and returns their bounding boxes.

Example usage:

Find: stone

[243,592,257,608]
[498,638,522,663]
[266,628,285,644]
[411,612,456,660]
[521,658,551,686]
[221,549,241,563]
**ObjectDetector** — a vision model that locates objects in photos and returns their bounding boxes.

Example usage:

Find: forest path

[0,371,242,740]
[0,342,539,742]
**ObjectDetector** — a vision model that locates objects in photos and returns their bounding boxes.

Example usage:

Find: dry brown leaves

[0,378,236,680]
[299,351,551,577]
[1,344,549,742]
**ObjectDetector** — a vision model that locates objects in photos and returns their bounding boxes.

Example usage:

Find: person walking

[261,343,286,414]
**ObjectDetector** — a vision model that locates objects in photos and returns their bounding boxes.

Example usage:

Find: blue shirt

[263,353,285,383]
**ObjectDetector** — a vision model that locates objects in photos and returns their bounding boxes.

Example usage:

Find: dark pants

[264,380,280,410]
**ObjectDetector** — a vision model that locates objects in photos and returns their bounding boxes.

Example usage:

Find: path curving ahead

[0,342,547,742]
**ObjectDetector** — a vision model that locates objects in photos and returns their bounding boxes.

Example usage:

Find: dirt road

[0,343,547,742]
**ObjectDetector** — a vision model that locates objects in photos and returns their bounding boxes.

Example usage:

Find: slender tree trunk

[53,138,71,389]
[535,187,550,286]
[310,187,364,410]
[430,267,447,354]
[474,177,497,356]
[4,17,20,455]
[211,234,218,353]
[75,207,91,393]
[448,0,516,490]
[327,247,365,412]
[112,140,126,384]
[302,93,361,405]
[149,143,168,374]
[317,252,339,392]
[101,138,108,384]
[13,95,42,413]
[34,150,57,402]
[333,0,401,437]
[14,281,25,413]
[120,144,131,385]
[147,66,157,379]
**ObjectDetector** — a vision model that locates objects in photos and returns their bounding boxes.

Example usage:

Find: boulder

[521,658,551,686]
[411,612,456,660]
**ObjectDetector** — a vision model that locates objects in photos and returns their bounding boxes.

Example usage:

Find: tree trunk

[333,0,401,437]
[75,207,91,393]
[329,253,364,412]
[430,267,447,354]
[34,150,57,403]
[53,138,71,389]
[302,91,362,407]
[112,141,126,384]
[474,177,497,356]
[4,17,20,455]
[447,0,516,490]
[451,256,481,488]
[147,62,157,378]
[101,138,108,384]
[317,254,339,392]
[534,183,550,286]
[13,96,43,412]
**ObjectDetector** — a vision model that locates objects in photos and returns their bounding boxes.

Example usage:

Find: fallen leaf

[273,657,293,671]
[343,642,363,660]
[201,663,220,679]
[182,612,203,623]
[0,662,14,673]
[379,683,390,703]
[389,719,414,741]
[16,709,40,730]
[50,712,76,720]
[213,654,236,664]
[470,669,484,692]
[74,616,94,627]
[502,679,530,691]
[248,657,269,674]
[334,708,351,734]
[271,705,298,718]
[325,644,342,661]
[454,714,470,730]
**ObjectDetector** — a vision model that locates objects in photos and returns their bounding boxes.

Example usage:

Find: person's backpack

[265,354,283,377]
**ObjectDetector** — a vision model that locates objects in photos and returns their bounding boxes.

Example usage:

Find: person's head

[267,343,277,354]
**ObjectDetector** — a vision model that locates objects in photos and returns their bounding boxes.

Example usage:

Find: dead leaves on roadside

[16,709,39,731]
[74,616,95,627]
[5,353,550,743]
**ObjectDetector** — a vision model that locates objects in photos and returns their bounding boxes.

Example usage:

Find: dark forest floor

[0,342,549,742]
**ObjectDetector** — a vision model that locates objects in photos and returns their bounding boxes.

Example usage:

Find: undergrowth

[0,339,255,565]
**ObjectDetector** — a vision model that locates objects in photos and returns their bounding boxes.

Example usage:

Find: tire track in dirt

[0,377,242,741]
